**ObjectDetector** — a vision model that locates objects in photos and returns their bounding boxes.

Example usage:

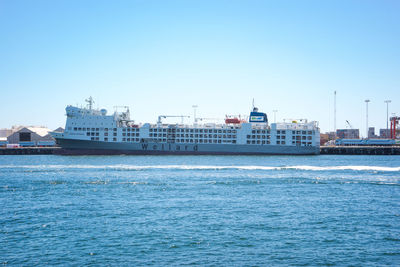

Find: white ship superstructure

[51,98,320,155]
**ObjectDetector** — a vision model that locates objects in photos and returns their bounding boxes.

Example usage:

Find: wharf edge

[1,146,400,155]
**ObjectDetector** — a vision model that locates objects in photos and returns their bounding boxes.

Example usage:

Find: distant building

[0,128,13,138]
[336,129,359,139]
[380,129,390,138]
[368,127,378,139]
[7,126,54,145]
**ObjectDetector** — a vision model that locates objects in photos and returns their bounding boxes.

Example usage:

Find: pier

[0,146,399,155]
[320,146,400,155]
[0,147,60,155]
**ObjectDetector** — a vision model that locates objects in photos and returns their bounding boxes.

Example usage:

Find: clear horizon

[1,0,399,136]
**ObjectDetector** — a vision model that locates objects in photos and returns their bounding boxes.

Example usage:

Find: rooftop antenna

[85,96,94,110]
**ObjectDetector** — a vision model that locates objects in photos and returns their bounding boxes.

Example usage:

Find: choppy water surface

[1,155,399,266]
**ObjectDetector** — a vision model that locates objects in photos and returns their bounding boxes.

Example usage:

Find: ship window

[247,135,250,138]
[252,135,255,139]
[113,133,117,136]
[96,133,99,136]
[247,140,250,144]
[302,131,306,135]
[308,131,312,135]
[302,136,306,140]
[87,132,90,136]
[251,140,255,144]
[218,140,221,143]
[122,138,126,141]
[282,130,286,134]
[282,141,286,145]
[252,130,255,134]
[257,130,260,134]
[74,127,77,131]
[277,141,280,144]
[92,128,95,131]
[104,138,108,141]
[91,137,94,141]
[277,130,280,134]
[308,136,312,140]
[113,138,117,141]
[104,133,108,136]
[123,133,126,136]
[232,140,236,144]
[257,140,260,144]
[96,128,99,131]
[114,128,117,131]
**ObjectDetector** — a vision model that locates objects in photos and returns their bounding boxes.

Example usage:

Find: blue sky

[0,0,399,135]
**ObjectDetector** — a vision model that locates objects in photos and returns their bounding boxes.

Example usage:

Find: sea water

[1,155,399,266]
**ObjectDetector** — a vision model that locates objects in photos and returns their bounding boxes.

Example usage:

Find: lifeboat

[225,116,242,124]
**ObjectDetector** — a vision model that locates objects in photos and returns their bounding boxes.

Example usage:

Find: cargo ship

[51,98,320,155]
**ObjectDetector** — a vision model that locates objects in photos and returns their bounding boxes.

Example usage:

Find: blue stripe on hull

[55,138,320,155]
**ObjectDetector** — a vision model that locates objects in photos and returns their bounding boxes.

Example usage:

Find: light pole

[273,110,278,123]
[384,100,391,138]
[365,99,370,138]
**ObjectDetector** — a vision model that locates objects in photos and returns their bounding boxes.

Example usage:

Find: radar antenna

[85,96,94,110]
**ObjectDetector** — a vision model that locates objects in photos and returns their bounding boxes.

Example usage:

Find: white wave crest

[0,164,399,172]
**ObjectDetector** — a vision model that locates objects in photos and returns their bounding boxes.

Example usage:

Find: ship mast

[85,96,94,110]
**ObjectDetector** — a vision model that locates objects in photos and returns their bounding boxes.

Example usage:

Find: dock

[0,146,399,155]
[320,146,400,155]
[0,147,60,155]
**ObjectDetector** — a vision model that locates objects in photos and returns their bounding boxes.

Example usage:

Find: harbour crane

[157,115,190,124]
[346,120,354,129]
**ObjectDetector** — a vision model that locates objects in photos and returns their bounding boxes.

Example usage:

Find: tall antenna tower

[334,91,336,133]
